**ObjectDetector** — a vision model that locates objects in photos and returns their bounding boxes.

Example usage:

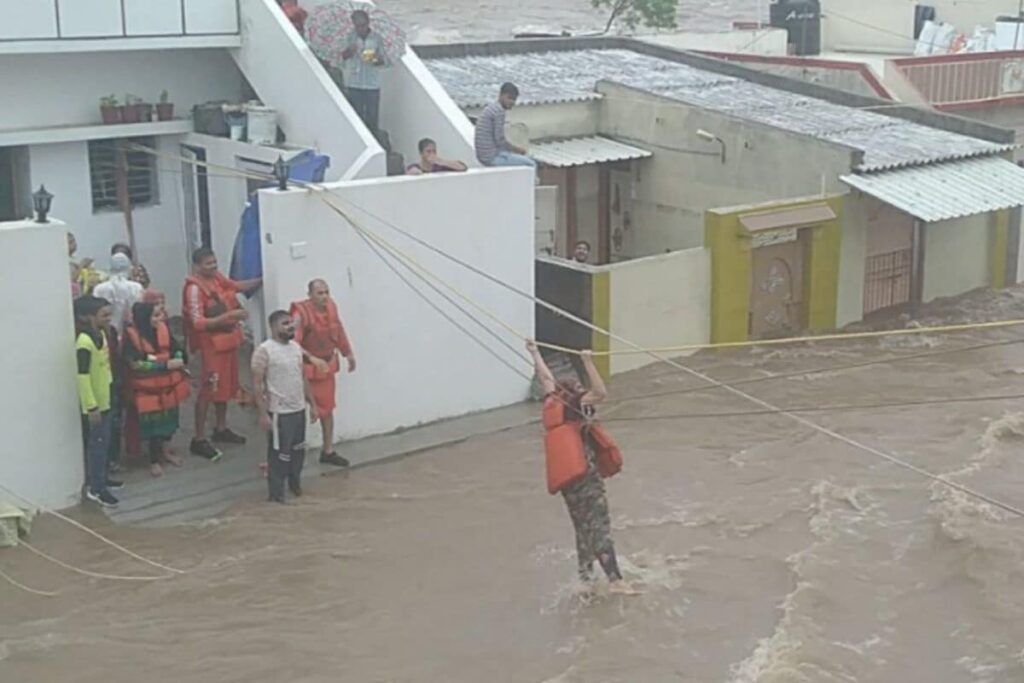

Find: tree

[592,0,678,33]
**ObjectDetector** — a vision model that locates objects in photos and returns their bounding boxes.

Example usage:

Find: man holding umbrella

[341,9,389,140]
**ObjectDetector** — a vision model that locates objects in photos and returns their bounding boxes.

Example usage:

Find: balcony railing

[891,51,1024,108]
[0,0,239,42]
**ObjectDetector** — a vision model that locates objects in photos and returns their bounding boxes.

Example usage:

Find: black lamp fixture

[272,155,290,191]
[33,185,54,223]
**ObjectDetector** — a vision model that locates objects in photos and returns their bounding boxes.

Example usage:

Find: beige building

[420,37,1024,349]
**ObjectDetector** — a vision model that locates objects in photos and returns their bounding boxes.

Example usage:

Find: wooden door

[749,230,805,339]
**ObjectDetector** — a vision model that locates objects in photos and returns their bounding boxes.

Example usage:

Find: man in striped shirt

[474,82,537,169]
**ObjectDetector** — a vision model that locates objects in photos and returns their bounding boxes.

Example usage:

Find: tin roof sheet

[423,48,1012,171]
[841,156,1024,222]
[530,135,652,167]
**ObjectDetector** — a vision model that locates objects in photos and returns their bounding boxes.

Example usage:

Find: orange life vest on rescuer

[290,298,352,380]
[124,323,190,414]
[542,396,623,495]
[182,275,243,354]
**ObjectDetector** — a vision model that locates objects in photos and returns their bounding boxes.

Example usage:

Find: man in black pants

[340,9,389,140]
[252,310,319,503]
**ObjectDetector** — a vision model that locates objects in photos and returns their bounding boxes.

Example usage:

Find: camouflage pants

[562,456,620,581]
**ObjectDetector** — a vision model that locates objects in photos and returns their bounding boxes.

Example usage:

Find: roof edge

[414,36,1017,145]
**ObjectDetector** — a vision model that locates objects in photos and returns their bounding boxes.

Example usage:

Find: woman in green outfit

[124,300,190,477]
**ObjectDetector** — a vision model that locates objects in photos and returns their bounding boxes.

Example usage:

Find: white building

[0,0,535,510]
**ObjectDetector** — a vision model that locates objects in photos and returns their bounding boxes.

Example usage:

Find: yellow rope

[539,318,1024,356]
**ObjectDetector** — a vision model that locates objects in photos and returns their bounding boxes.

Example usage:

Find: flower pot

[138,103,153,123]
[121,104,142,124]
[156,102,174,121]
[100,105,122,125]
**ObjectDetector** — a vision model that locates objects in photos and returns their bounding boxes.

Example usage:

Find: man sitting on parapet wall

[474,82,537,169]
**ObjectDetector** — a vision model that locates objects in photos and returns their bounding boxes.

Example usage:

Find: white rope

[0,484,185,575]
[20,541,171,582]
[0,564,58,597]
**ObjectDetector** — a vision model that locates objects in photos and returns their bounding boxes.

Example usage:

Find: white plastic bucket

[246,106,278,145]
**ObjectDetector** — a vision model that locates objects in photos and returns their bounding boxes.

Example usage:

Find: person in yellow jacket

[74,295,123,507]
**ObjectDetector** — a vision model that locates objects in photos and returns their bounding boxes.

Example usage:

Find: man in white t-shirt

[252,310,318,503]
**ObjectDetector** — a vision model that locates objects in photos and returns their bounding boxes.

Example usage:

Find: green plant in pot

[122,94,142,124]
[99,95,121,124]
[156,90,174,121]
[138,97,154,123]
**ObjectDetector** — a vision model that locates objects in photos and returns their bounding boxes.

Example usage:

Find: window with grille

[88,137,159,212]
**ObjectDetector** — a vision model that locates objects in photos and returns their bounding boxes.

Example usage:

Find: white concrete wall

[258,167,536,441]
[28,136,192,299]
[923,214,993,301]
[642,28,789,56]
[0,219,83,510]
[597,81,857,258]
[0,49,242,130]
[380,49,478,170]
[837,192,868,326]
[821,0,1023,53]
[503,101,603,143]
[234,0,385,180]
[0,0,238,40]
[820,0,916,53]
[605,247,711,375]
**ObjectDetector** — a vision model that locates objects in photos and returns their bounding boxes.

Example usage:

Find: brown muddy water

[388,0,765,43]
[5,288,1024,682]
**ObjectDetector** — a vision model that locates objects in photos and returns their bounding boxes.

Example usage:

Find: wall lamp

[696,129,727,164]
[33,185,54,223]
[273,155,290,191]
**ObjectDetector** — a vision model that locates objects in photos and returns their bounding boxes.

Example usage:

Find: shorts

[309,374,336,417]
[199,349,240,403]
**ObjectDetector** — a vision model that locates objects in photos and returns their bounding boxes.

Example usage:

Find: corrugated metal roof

[530,135,652,167]
[841,156,1024,222]
[423,49,1012,171]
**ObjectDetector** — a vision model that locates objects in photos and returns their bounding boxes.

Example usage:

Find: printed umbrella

[306,1,407,70]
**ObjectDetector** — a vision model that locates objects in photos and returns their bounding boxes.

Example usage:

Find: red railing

[890,51,1024,109]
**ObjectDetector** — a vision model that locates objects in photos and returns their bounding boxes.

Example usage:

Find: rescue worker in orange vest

[291,279,356,467]
[123,300,190,477]
[182,247,261,461]
[528,340,628,591]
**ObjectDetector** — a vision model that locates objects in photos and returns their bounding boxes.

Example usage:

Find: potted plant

[138,98,154,123]
[99,95,121,124]
[121,94,142,124]
[156,90,174,121]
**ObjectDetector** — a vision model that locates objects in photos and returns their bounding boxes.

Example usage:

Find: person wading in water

[528,341,629,592]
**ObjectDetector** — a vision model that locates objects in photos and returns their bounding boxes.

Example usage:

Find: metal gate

[863,248,912,315]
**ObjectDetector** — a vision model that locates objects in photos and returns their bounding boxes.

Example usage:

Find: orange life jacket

[541,396,624,494]
[290,298,352,380]
[124,323,190,414]
[182,274,242,354]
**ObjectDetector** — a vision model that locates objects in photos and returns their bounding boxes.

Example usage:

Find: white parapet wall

[0,219,83,510]
[603,248,711,375]
[258,167,536,442]
[234,0,385,180]
[380,48,477,170]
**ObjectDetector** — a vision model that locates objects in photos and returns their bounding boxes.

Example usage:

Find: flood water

[4,287,1024,682]
[387,0,765,43]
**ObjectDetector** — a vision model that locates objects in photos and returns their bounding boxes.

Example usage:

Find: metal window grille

[88,137,158,212]
[863,248,913,315]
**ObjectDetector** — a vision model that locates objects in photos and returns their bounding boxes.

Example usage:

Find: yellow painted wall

[705,195,844,343]
[590,270,612,379]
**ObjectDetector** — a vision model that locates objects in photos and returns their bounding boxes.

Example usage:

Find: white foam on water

[727,481,883,683]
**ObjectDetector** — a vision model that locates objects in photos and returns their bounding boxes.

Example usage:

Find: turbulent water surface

[4,287,1024,682]
[5,5,1024,680]
[385,0,765,43]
